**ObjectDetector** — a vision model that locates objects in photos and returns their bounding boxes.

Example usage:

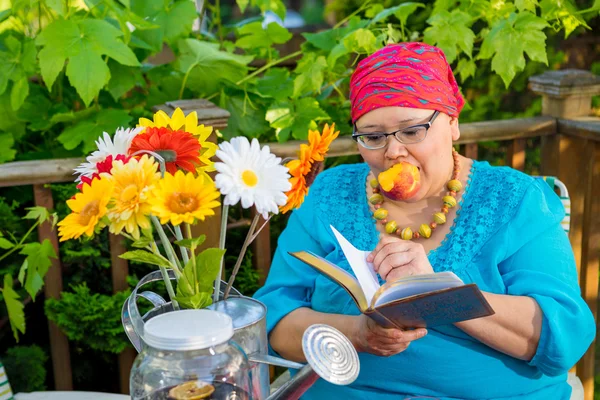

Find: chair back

[538,176,571,235]
[0,361,14,400]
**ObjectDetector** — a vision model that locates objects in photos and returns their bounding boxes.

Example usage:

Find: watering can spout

[258,324,360,400]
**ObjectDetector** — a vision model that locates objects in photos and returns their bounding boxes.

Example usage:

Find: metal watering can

[122,270,360,399]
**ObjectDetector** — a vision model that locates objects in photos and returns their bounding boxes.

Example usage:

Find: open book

[289,226,494,329]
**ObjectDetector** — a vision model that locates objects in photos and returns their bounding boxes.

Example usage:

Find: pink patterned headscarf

[349,42,465,123]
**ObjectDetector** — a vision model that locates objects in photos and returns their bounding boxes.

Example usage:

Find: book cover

[289,227,494,329]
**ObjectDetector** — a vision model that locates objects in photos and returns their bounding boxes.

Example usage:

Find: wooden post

[530,69,600,400]
[32,184,73,390]
[506,139,526,171]
[464,143,478,160]
[109,233,136,394]
[152,100,230,250]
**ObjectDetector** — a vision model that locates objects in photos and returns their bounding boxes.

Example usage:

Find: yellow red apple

[377,162,421,201]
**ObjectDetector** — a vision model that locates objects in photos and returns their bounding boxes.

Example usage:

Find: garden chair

[0,361,14,400]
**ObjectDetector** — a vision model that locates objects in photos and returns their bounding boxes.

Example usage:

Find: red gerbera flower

[128,127,201,174]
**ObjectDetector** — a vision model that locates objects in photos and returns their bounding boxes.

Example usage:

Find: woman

[253,43,595,399]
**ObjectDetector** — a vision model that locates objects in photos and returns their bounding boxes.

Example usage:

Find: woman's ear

[449,117,460,141]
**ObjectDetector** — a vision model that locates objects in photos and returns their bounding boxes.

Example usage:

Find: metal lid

[144,309,233,351]
[208,297,266,330]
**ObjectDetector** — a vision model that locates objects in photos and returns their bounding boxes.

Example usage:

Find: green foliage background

[0,0,598,392]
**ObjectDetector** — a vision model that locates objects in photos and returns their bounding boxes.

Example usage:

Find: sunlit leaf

[424,10,475,63]
[3,274,25,341]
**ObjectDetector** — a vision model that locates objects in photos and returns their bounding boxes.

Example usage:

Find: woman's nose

[385,136,409,160]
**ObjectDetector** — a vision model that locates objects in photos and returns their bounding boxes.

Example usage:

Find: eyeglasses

[352,110,440,150]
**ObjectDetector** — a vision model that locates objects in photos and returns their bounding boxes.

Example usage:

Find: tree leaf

[293,54,327,98]
[237,0,250,13]
[0,237,13,249]
[36,19,81,90]
[256,68,293,100]
[220,92,270,139]
[174,235,206,249]
[424,10,475,63]
[65,41,111,106]
[515,0,538,12]
[20,240,57,299]
[343,28,378,54]
[370,2,424,25]
[164,0,197,41]
[24,206,50,224]
[57,108,132,152]
[195,248,226,292]
[119,250,172,267]
[3,274,25,341]
[236,21,292,49]
[0,132,16,163]
[266,98,329,142]
[540,0,589,38]
[18,259,27,285]
[81,19,140,66]
[177,39,253,96]
[479,12,548,87]
[10,77,29,111]
[107,61,144,101]
[454,58,476,83]
[252,0,286,20]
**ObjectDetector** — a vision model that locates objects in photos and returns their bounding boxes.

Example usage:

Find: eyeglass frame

[352,110,440,150]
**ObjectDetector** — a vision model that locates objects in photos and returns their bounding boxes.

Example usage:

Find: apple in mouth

[377,161,421,201]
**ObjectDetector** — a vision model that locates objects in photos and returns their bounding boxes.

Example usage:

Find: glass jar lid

[144,309,233,351]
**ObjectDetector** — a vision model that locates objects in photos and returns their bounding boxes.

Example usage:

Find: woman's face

[355,106,460,202]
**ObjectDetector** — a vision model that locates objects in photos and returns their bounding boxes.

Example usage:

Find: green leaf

[479,12,548,87]
[424,10,475,63]
[252,0,286,20]
[0,9,11,23]
[540,0,589,38]
[516,0,538,12]
[0,132,16,163]
[45,0,67,15]
[57,109,132,153]
[107,61,144,101]
[177,39,253,96]
[24,206,50,224]
[454,58,476,83]
[370,2,424,25]
[0,237,13,249]
[10,77,29,111]
[18,259,27,285]
[365,4,384,18]
[119,250,172,267]
[293,54,327,98]
[343,28,378,54]
[163,0,197,41]
[256,68,293,100]
[175,291,211,309]
[174,235,206,249]
[237,0,250,13]
[195,248,226,291]
[20,240,57,300]
[220,93,270,138]
[236,21,292,49]
[266,98,329,142]
[36,18,139,105]
[3,274,25,341]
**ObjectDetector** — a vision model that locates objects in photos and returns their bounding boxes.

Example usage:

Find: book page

[330,225,380,306]
[373,272,464,308]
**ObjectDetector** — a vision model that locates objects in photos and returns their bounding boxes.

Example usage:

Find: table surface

[15,392,129,400]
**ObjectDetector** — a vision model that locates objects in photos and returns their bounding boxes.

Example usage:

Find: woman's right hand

[349,314,428,357]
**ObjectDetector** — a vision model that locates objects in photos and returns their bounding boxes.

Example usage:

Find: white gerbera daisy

[215,137,291,218]
[74,127,143,181]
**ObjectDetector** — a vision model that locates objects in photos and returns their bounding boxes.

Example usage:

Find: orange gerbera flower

[129,127,201,174]
[307,123,339,162]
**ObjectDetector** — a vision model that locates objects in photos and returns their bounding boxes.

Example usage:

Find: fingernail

[366,254,373,262]
[422,329,428,336]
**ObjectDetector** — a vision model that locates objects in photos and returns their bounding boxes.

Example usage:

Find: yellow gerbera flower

[58,178,114,241]
[138,107,217,176]
[105,155,161,239]
[149,170,221,226]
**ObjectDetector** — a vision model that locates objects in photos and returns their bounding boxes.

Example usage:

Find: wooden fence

[1,70,599,399]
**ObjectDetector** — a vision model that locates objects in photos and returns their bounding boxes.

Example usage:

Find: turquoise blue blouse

[254,161,595,400]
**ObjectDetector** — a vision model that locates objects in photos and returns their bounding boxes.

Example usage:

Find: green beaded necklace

[368,149,463,240]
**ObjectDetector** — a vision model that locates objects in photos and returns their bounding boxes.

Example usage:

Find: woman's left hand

[367,236,434,281]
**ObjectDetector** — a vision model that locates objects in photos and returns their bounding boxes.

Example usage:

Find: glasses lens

[397,126,427,144]
[358,134,387,149]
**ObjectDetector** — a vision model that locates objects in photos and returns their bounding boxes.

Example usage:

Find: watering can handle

[121,270,242,353]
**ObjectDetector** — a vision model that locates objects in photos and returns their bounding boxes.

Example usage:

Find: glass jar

[130,309,252,400]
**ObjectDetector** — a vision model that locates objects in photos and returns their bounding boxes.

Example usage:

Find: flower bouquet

[58,107,339,310]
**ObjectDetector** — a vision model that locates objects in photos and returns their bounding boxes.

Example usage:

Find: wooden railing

[1,71,599,399]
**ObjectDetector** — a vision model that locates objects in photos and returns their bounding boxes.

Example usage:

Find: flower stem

[249,213,273,243]
[173,225,190,266]
[223,212,260,300]
[213,203,229,303]
[185,224,197,289]
[151,216,183,274]
[151,242,180,310]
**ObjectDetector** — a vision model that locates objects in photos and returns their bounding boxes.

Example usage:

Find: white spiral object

[302,324,360,386]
